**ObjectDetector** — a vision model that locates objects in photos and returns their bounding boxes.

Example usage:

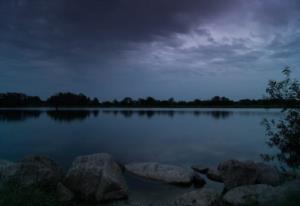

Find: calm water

[0,108,281,167]
[0,108,283,203]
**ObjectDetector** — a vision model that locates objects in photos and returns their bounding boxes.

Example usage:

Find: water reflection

[0,110,41,122]
[101,110,234,119]
[0,109,281,122]
[47,110,99,122]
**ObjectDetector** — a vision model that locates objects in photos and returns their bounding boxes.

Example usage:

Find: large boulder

[0,156,63,188]
[125,162,193,185]
[218,160,281,190]
[174,189,220,206]
[65,153,128,202]
[222,184,281,206]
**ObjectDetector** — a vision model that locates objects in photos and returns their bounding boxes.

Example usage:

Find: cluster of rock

[0,154,299,206]
[0,154,127,203]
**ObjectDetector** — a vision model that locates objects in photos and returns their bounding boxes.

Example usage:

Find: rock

[218,160,257,190]
[0,160,14,170]
[65,153,128,202]
[218,160,281,190]
[57,182,74,202]
[174,189,220,206]
[206,168,223,182]
[193,173,206,188]
[222,184,281,206]
[125,162,193,185]
[255,163,281,186]
[191,165,209,174]
[0,156,63,188]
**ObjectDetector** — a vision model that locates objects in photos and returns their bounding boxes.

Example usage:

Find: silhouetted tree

[262,66,300,169]
[46,92,100,107]
[0,93,42,107]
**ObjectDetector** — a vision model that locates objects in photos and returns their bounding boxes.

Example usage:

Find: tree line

[0,92,299,108]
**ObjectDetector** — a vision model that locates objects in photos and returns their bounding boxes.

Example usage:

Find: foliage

[262,66,300,169]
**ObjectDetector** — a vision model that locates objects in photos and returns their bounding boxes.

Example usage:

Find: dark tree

[262,66,300,169]
[46,92,100,107]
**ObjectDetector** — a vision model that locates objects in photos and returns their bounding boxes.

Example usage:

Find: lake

[0,108,283,204]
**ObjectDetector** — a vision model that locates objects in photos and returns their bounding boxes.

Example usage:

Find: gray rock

[174,189,220,206]
[218,160,281,190]
[65,153,128,202]
[191,165,209,174]
[222,184,281,206]
[57,182,74,202]
[206,168,223,182]
[218,160,258,190]
[0,156,63,188]
[125,162,193,185]
[255,163,281,186]
[193,173,206,188]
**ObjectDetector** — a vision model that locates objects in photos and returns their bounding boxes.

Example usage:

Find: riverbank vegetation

[0,92,299,108]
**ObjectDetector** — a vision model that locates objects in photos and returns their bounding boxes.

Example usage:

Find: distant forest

[0,92,299,108]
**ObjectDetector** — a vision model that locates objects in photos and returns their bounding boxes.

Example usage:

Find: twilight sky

[0,0,300,100]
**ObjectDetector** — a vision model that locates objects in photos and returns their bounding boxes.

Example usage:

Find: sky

[0,0,300,101]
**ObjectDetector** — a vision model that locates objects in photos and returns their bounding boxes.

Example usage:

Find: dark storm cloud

[0,0,300,99]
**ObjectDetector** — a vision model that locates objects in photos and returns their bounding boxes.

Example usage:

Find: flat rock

[191,165,209,174]
[206,168,223,183]
[65,153,128,202]
[174,189,220,206]
[125,162,193,185]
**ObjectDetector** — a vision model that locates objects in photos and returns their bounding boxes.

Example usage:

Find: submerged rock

[174,189,220,206]
[125,162,194,185]
[65,153,128,202]
[191,165,209,174]
[0,155,63,188]
[218,160,281,190]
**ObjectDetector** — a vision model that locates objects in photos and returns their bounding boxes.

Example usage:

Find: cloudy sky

[0,0,300,100]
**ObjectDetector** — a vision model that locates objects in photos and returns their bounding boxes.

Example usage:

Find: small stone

[57,182,74,202]
[193,173,206,188]
[206,169,223,182]
[191,165,209,174]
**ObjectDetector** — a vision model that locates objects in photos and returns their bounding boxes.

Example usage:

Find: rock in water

[218,160,258,190]
[218,160,281,190]
[191,165,209,174]
[175,189,220,206]
[125,162,193,185]
[0,156,63,188]
[206,168,223,183]
[223,184,281,206]
[65,153,128,202]
[193,173,206,188]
